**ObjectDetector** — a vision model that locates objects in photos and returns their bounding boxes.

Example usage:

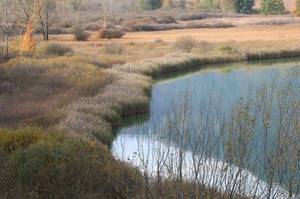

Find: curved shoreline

[59,48,300,146]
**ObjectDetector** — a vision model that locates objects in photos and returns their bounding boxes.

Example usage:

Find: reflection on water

[112,58,300,198]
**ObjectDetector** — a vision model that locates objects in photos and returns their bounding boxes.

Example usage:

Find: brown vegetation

[1,6,300,198]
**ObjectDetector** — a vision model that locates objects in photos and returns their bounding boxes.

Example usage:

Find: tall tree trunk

[4,32,9,61]
[46,12,49,41]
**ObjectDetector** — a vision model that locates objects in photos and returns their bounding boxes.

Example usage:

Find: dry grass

[2,12,300,146]
[0,56,114,128]
[58,70,151,146]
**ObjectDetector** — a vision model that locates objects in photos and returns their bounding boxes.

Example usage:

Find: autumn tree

[21,22,36,53]
[293,0,300,16]
[162,0,173,9]
[221,0,236,12]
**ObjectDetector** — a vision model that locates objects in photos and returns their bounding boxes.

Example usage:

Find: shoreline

[108,50,300,144]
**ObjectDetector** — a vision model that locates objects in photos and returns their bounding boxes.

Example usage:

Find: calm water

[112,58,300,198]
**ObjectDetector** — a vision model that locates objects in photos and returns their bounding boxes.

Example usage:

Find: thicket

[37,42,72,56]
[0,127,141,198]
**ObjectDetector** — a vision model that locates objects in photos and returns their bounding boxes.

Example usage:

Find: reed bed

[113,45,300,76]
[58,70,151,146]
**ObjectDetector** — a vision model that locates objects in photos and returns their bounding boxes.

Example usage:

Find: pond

[112,58,300,198]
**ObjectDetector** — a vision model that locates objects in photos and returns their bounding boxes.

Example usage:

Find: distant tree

[140,0,162,10]
[293,0,300,16]
[190,0,201,9]
[236,0,255,13]
[222,0,254,13]
[260,0,286,14]
[178,0,186,8]
[162,0,173,9]
[21,22,36,53]
[221,0,236,12]
[36,0,56,41]
[201,0,219,9]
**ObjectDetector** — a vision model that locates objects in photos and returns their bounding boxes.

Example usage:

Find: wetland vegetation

[1,0,300,198]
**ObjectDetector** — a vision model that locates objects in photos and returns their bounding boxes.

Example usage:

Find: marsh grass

[0,56,114,128]
[36,42,73,56]
[113,41,300,76]
[59,70,151,146]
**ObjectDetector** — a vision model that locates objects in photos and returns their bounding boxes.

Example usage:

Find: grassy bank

[113,46,300,76]
[1,40,300,146]
[0,55,151,146]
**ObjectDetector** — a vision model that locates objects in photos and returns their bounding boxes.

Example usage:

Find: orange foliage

[162,0,173,8]
[21,22,36,53]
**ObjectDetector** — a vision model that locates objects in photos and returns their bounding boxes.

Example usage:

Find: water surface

[112,58,300,198]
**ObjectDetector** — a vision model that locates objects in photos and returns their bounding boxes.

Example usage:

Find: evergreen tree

[140,0,162,10]
[236,0,255,13]
[260,0,285,14]
[222,0,254,13]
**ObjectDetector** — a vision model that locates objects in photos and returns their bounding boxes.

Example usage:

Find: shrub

[154,38,164,43]
[49,28,68,35]
[105,44,124,55]
[0,128,141,199]
[155,16,177,24]
[173,36,197,52]
[98,29,125,39]
[215,45,237,53]
[73,26,90,41]
[84,23,101,31]
[0,127,46,153]
[37,43,72,56]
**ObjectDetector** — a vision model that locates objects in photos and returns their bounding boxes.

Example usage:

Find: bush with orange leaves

[21,22,35,53]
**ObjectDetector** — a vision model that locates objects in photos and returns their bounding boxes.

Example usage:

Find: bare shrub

[73,26,90,41]
[49,28,68,35]
[215,45,237,53]
[105,44,124,55]
[37,43,72,56]
[155,16,177,24]
[154,38,164,43]
[173,36,197,52]
[99,29,125,39]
